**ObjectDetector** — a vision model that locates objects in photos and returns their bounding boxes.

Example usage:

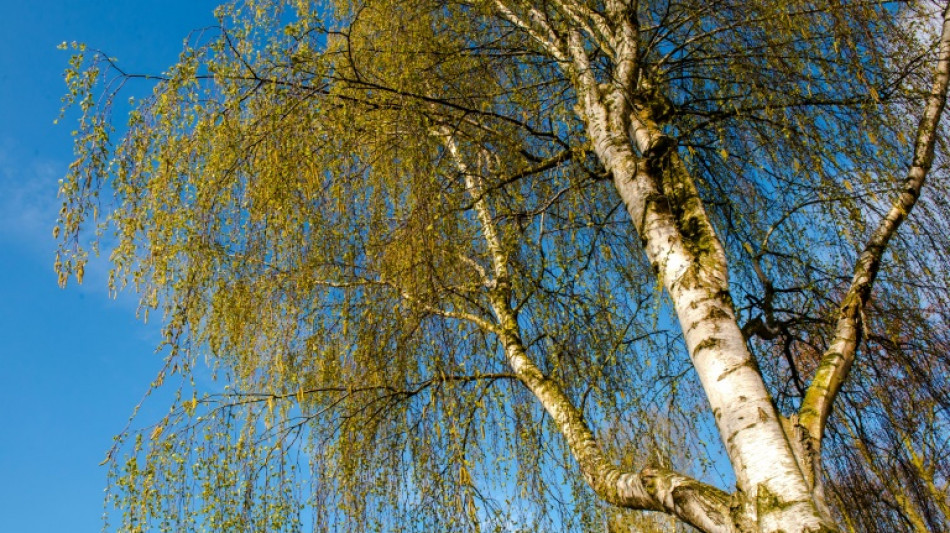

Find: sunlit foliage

[57,1,950,531]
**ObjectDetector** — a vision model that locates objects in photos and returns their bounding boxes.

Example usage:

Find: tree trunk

[565,27,833,533]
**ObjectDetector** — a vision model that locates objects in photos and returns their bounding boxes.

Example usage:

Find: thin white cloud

[0,140,144,313]
[0,144,62,254]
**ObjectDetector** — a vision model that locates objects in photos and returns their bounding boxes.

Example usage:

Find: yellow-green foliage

[56,1,950,531]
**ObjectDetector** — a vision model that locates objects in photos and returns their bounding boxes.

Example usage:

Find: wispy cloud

[0,139,140,308]
[0,144,62,253]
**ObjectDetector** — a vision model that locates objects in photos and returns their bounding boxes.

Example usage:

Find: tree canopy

[58,1,950,532]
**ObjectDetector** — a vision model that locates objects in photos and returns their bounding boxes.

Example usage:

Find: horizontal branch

[222,372,518,405]
[457,147,580,211]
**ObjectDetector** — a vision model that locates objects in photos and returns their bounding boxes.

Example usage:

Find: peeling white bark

[598,116,828,533]
[562,12,830,532]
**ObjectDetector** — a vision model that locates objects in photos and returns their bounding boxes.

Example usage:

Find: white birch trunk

[564,27,832,533]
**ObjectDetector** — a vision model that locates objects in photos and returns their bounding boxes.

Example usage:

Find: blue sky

[0,2,220,532]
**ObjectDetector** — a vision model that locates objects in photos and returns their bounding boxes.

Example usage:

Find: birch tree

[57,0,950,532]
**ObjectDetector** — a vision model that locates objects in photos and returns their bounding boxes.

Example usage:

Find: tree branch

[493,0,568,62]
[800,5,950,452]
[438,126,734,532]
